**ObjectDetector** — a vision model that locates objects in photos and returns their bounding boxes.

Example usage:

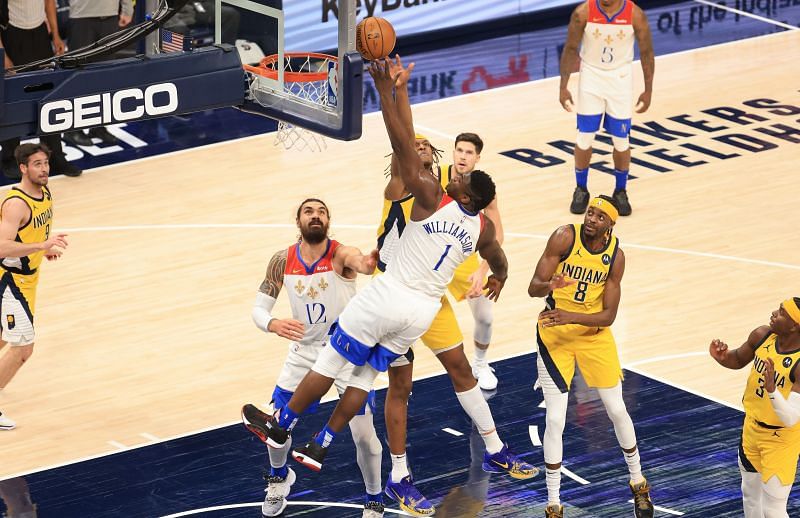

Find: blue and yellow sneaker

[482,444,539,479]
[384,475,436,517]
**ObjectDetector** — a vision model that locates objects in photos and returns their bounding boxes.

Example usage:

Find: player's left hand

[465,271,486,298]
[764,357,776,393]
[388,55,414,87]
[539,309,572,327]
[635,90,652,113]
[362,249,379,274]
[483,275,506,302]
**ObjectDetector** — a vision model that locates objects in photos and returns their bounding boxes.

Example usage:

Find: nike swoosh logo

[493,460,509,469]
[390,488,405,504]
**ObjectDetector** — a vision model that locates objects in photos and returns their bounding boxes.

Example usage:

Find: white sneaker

[473,363,498,391]
[261,467,296,517]
[362,500,385,517]
[0,411,15,430]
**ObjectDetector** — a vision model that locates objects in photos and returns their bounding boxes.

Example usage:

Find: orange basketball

[355,17,396,61]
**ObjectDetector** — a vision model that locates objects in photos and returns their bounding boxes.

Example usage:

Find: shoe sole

[384,485,435,516]
[241,405,287,449]
[291,450,322,472]
[481,463,540,479]
[0,425,15,430]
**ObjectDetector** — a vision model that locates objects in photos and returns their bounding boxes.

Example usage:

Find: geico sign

[40,83,179,132]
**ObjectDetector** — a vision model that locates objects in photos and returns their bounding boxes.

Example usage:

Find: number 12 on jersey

[433,245,452,271]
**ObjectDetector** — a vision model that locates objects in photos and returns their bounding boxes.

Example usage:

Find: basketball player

[559,0,654,216]
[242,56,536,516]
[246,198,385,517]
[0,143,68,430]
[709,299,800,517]
[528,196,654,518]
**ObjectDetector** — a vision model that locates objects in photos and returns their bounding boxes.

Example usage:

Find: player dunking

[0,143,68,430]
[559,0,654,216]
[244,198,385,517]
[242,56,536,517]
[710,299,800,517]
[528,196,654,518]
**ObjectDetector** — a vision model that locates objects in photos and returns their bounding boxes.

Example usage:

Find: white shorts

[0,275,35,346]
[276,340,355,396]
[339,274,440,357]
[577,63,634,124]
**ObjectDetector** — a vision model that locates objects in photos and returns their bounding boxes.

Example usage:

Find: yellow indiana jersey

[548,224,619,314]
[0,186,53,278]
[742,332,800,429]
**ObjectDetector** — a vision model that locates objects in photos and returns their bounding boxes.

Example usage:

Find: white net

[245,53,336,152]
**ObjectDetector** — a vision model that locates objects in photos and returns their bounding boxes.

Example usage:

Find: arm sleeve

[252,292,277,333]
[768,391,800,427]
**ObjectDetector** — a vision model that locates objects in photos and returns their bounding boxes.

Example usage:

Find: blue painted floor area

[1,352,798,517]
[3,1,797,182]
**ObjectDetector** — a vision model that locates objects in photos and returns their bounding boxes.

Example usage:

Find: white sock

[268,434,292,469]
[546,467,561,505]
[474,347,488,364]
[391,453,409,483]
[623,447,644,484]
[456,385,503,453]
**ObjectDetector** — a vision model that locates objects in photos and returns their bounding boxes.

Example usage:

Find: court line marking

[140,432,160,442]
[561,466,590,485]
[107,440,127,450]
[624,364,742,411]
[158,501,413,518]
[528,425,543,446]
[442,427,464,437]
[624,351,708,368]
[627,499,685,516]
[693,0,799,31]
[58,223,800,271]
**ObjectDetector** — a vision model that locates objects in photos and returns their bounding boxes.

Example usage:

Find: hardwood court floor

[1,30,798,477]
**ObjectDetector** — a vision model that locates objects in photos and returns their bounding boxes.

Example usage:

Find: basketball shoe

[241,403,289,448]
[262,468,295,517]
[472,362,498,391]
[291,438,328,472]
[482,444,539,479]
[630,478,654,518]
[545,503,564,517]
[0,411,15,430]
[612,189,632,216]
[570,186,590,214]
[384,475,435,517]
[362,500,385,518]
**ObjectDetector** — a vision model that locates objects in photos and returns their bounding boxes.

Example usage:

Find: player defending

[0,143,68,430]
[242,55,536,516]
[559,0,654,216]
[528,196,653,518]
[246,198,385,517]
[710,299,800,517]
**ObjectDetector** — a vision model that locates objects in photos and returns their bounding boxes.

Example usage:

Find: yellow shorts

[740,415,800,485]
[0,272,37,346]
[447,253,483,302]
[536,322,622,391]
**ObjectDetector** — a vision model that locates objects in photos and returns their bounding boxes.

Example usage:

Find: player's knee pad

[311,344,349,379]
[468,297,493,345]
[536,354,566,396]
[543,392,569,434]
[349,414,382,454]
[611,135,630,152]
[348,363,380,393]
[576,131,596,150]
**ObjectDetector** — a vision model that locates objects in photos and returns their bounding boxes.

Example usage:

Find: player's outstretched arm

[475,218,507,301]
[528,225,575,298]
[633,5,655,113]
[0,198,67,258]
[709,326,767,370]
[559,4,587,112]
[335,245,379,277]
[252,249,304,341]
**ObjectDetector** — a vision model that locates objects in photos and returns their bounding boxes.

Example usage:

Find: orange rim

[243,52,336,82]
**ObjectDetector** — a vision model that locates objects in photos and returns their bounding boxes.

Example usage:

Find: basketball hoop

[244,53,337,152]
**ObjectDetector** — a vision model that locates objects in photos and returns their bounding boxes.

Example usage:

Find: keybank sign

[39,83,179,133]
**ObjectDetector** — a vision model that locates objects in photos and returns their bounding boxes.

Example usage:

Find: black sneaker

[88,126,120,145]
[612,189,632,216]
[63,131,94,147]
[291,437,328,472]
[570,186,590,214]
[241,403,289,448]
[630,479,654,518]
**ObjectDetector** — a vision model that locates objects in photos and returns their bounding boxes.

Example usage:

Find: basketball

[356,17,396,61]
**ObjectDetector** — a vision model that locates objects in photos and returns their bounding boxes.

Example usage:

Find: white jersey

[387,195,484,299]
[580,0,636,72]
[283,239,355,347]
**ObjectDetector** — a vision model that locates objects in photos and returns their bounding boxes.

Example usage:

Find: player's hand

[119,14,132,27]
[549,273,576,291]
[52,34,66,56]
[368,58,396,93]
[539,308,572,327]
[483,274,506,302]
[42,233,68,253]
[635,90,652,113]
[709,339,729,363]
[465,271,486,299]
[268,318,305,341]
[764,357,776,393]
[559,88,574,112]
[389,54,414,87]
[45,251,62,261]
[361,249,380,275]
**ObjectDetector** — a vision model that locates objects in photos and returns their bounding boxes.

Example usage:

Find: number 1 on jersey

[433,245,452,271]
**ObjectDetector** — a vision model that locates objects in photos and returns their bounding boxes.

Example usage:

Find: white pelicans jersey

[580,0,636,72]
[387,194,485,299]
[283,239,355,346]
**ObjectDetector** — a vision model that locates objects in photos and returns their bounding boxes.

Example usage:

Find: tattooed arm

[253,249,305,341]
